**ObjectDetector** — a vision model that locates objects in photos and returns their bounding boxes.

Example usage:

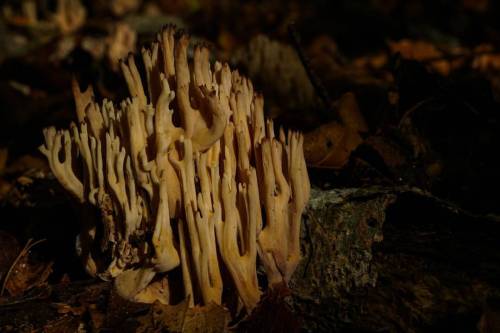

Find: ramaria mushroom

[170,137,223,306]
[39,26,310,312]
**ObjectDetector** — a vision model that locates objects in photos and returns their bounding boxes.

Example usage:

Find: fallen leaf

[471,44,500,72]
[304,93,367,168]
[389,39,465,76]
[1,238,52,297]
[304,120,363,168]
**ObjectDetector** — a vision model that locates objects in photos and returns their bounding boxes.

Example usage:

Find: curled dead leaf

[471,44,500,72]
[304,93,367,169]
[1,238,52,297]
[389,39,466,76]
[304,121,363,169]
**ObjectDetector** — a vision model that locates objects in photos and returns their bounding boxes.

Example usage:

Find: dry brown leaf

[389,39,466,76]
[304,93,367,169]
[1,238,52,297]
[471,44,500,72]
[304,121,363,169]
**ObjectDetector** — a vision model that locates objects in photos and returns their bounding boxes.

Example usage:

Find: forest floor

[1,1,500,332]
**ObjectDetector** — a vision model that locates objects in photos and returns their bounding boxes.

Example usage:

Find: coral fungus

[40,26,310,312]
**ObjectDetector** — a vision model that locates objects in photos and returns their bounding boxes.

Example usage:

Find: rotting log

[292,187,500,333]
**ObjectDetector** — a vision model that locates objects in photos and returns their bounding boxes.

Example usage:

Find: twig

[398,97,436,128]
